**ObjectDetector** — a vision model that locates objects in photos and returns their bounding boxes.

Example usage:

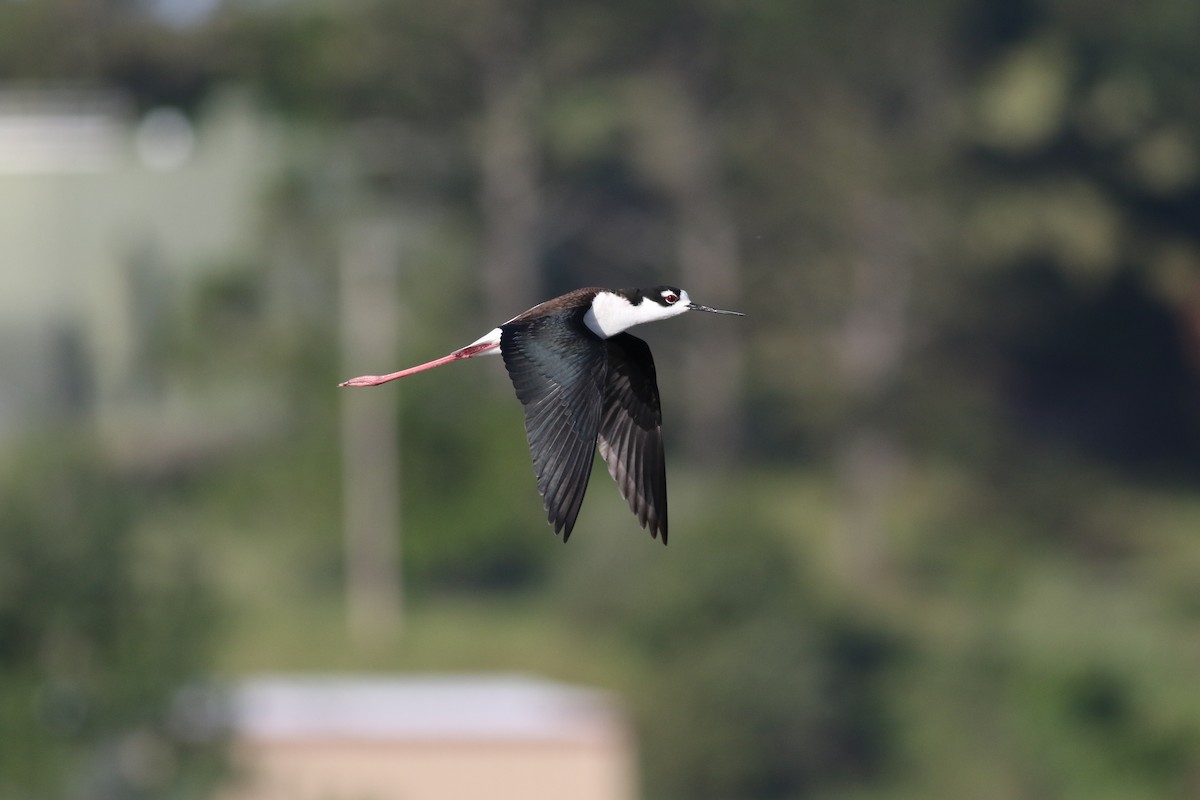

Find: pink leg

[339,341,500,387]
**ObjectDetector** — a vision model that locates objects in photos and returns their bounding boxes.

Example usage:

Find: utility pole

[338,217,403,645]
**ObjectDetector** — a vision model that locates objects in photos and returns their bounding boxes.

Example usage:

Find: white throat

[583,290,691,338]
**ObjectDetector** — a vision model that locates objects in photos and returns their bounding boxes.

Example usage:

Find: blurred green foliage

[0,443,223,798]
[3,0,1200,798]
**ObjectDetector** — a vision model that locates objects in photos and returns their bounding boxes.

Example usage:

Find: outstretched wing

[597,333,667,543]
[501,317,607,541]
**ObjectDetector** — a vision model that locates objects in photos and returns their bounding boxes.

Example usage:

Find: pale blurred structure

[218,675,638,800]
[0,86,282,460]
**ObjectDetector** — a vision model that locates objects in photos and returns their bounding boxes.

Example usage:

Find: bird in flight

[340,286,744,544]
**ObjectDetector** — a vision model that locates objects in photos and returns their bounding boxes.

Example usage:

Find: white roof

[0,90,126,174]
[219,674,621,743]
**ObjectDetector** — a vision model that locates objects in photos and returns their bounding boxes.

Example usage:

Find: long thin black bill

[689,303,745,316]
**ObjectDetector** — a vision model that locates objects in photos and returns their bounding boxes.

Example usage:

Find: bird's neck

[583,291,644,338]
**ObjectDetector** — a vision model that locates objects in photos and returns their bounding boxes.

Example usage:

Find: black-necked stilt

[340,286,744,544]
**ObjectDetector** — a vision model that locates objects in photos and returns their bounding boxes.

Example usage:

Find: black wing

[597,333,668,543]
[500,317,607,541]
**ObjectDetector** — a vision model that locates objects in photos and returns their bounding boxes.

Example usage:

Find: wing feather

[501,318,607,541]
[597,333,668,543]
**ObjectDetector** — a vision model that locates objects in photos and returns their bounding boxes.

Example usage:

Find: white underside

[466,327,503,353]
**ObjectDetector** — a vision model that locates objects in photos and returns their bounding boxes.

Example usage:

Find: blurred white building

[217,675,638,800]
[0,86,283,461]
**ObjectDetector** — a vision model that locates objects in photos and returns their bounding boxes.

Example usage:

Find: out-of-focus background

[3,1,1200,798]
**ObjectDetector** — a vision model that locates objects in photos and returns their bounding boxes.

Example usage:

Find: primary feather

[500,313,668,543]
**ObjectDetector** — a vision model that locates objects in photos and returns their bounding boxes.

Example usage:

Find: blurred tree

[562,499,903,800]
[945,0,1200,472]
[0,444,222,798]
[471,0,545,324]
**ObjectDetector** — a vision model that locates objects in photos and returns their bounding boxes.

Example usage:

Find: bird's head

[586,286,744,338]
[643,285,745,318]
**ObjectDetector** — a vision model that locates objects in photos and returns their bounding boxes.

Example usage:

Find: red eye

[665,293,679,304]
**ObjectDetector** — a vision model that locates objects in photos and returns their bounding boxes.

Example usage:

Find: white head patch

[584,289,692,338]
